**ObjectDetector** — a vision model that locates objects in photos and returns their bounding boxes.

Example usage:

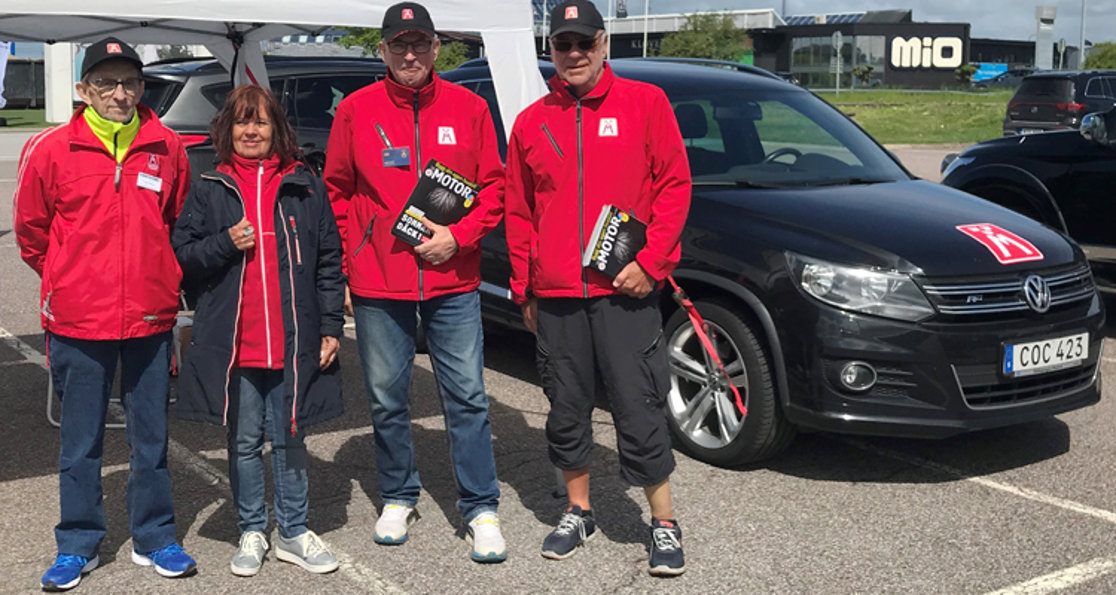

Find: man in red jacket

[504,0,692,576]
[13,37,197,590]
[323,2,507,563]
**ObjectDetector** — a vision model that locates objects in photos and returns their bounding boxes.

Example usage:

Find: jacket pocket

[541,123,564,158]
[287,216,303,266]
[353,214,376,257]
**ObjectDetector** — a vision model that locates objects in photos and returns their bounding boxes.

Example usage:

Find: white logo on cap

[599,118,618,137]
[565,6,579,19]
[107,43,122,54]
[402,8,414,19]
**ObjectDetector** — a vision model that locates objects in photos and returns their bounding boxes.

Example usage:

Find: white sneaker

[274,530,339,574]
[230,531,268,577]
[374,504,419,544]
[466,511,507,563]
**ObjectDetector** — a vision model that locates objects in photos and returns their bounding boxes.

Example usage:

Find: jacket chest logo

[438,126,457,145]
[147,153,160,172]
[598,118,618,137]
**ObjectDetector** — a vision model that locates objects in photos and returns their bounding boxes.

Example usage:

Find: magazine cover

[392,159,480,246]
[582,205,647,278]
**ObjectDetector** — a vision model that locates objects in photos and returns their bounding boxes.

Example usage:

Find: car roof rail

[618,56,784,81]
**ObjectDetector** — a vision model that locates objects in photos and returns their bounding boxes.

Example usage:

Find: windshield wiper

[692,179,789,189]
[809,177,896,187]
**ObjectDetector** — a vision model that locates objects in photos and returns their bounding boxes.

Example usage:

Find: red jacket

[218,154,293,369]
[504,64,692,305]
[13,105,190,339]
[324,72,505,300]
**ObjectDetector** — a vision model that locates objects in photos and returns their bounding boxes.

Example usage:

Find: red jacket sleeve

[323,99,357,277]
[13,131,55,277]
[448,104,505,253]
[504,118,536,305]
[635,89,692,281]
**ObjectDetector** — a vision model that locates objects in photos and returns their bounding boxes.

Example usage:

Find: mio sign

[890,36,963,69]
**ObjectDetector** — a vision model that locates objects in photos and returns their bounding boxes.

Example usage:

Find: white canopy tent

[0,0,547,135]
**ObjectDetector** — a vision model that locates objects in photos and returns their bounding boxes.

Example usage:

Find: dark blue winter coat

[171,165,345,431]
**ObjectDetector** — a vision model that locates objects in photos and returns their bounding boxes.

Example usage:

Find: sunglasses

[550,35,600,53]
[88,77,142,96]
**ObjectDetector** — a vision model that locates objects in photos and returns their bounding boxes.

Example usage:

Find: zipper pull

[288,216,298,234]
[114,163,122,189]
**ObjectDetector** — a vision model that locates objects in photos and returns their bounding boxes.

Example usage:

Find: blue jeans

[49,331,177,558]
[352,290,500,521]
[228,368,308,539]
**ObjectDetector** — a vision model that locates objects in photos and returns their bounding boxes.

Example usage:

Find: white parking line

[0,324,406,594]
[846,438,1116,525]
[984,554,1116,594]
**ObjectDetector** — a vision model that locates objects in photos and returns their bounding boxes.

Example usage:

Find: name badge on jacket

[137,172,163,192]
[382,147,411,168]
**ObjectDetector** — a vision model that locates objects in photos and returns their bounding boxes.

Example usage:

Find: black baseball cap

[382,2,436,42]
[81,36,143,79]
[549,0,605,38]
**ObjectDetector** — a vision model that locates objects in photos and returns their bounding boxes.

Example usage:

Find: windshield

[668,88,909,188]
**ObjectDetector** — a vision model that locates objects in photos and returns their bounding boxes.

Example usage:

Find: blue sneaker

[41,554,98,591]
[131,543,197,578]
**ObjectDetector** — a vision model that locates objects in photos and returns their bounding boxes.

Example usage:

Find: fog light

[839,361,877,392]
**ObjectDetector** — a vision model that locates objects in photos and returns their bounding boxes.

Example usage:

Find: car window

[1084,77,1108,98]
[140,79,180,117]
[1102,77,1116,99]
[200,77,289,112]
[460,80,507,157]
[666,88,906,186]
[292,75,380,130]
[1013,78,1074,102]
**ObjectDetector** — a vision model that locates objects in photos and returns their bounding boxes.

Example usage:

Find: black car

[141,55,387,178]
[1003,70,1116,136]
[943,106,1116,291]
[443,59,1103,466]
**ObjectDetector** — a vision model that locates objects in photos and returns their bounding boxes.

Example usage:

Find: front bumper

[779,292,1104,439]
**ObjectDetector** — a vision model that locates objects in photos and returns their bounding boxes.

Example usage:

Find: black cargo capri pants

[535,293,676,487]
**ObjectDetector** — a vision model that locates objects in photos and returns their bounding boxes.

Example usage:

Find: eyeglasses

[550,35,600,53]
[88,77,142,96]
[386,40,433,55]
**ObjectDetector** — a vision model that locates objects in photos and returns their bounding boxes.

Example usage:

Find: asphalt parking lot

[2,127,1115,594]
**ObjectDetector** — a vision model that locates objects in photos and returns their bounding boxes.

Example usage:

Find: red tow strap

[667,276,747,418]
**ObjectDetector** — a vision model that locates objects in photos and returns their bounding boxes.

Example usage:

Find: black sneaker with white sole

[541,506,596,560]
[648,519,685,576]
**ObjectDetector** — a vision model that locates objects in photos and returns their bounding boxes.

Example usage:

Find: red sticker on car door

[956,223,1044,264]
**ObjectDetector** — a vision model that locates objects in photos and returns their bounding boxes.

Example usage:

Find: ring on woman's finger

[243,226,254,237]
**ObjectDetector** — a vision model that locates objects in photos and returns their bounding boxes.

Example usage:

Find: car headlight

[786,253,935,321]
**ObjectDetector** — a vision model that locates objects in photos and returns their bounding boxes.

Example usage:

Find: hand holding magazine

[582,204,647,278]
[392,159,479,246]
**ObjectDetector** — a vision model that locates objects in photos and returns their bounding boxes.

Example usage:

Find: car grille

[919,264,1094,319]
[955,362,1098,409]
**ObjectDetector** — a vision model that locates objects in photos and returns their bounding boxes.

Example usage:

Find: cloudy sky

[594,0,1115,45]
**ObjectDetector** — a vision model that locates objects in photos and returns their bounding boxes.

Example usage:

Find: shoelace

[383,504,410,518]
[151,543,185,563]
[54,555,89,568]
[240,532,267,557]
[553,512,587,540]
[472,512,500,527]
[303,531,328,557]
[652,527,681,552]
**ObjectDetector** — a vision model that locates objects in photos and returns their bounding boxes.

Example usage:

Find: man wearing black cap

[503,0,691,577]
[324,2,507,563]
[14,36,196,590]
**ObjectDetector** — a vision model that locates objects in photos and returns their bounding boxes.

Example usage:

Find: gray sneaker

[230,531,268,577]
[274,530,339,574]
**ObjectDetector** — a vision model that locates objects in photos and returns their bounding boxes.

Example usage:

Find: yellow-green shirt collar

[82,107,140,163]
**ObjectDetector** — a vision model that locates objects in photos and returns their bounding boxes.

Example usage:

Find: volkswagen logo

[1023,274,1051,313]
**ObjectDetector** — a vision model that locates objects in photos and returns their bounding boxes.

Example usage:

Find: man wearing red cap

[324,1,507,563]
[504,0,691,577]
[14,36,196,590]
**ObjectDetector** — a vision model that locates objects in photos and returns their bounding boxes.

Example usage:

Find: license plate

[1019,128,1043,135]
[1003,332,1088,377]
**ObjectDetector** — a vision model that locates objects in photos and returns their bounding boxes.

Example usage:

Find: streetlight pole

[642,0,650,57]
[1079,0,1087,68]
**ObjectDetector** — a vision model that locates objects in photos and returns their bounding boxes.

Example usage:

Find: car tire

[663,299,795,466]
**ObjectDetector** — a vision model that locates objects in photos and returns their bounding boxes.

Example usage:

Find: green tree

[954,63,977,85]
[656,13,749,61]
[1084,42,1116,69]
[851,65,874,86]
[337,28,468,71]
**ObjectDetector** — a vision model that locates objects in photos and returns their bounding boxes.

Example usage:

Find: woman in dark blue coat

[171,84,344,577]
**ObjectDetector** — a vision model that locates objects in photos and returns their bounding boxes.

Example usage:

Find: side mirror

[1080,112,1114,147]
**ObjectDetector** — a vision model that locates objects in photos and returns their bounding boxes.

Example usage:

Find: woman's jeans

[228,368,308,539]
[352,290,500,522]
